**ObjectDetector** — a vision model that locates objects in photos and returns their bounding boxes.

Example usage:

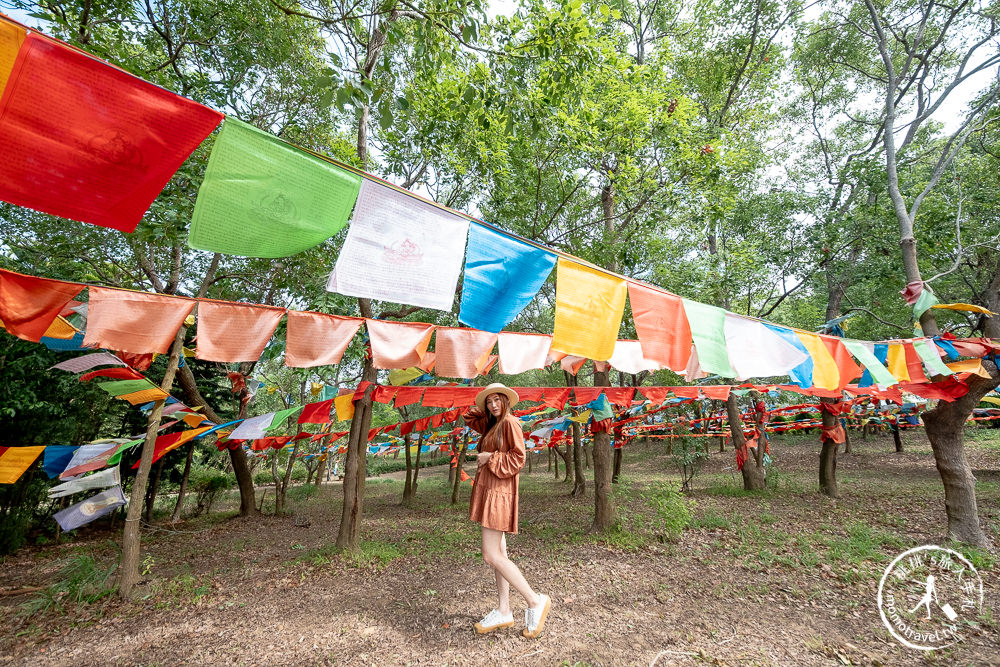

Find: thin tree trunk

[413,433,424,489]
[402,433,413,504]
[571,421,585,497]
[893,419,904,452]
[336,358,374,551]
[726,394,764,491]
[819,398,839,498]
[170,443,194,523]
[591,368,615,531]
[451,432,468,505]
[143,459,164,523]
[842,420,853,454]
[611,446,623,484]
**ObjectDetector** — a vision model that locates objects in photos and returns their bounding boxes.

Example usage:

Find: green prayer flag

[266,405,304,432]
[843,340,897,386]
[97,379,157,396]
[913,288,939,320]
[106,439,142,466]
[681,299,736,376]
[189,118,362,258]
[912,339,953,377]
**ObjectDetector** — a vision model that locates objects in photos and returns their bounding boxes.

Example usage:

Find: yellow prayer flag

[0,445,44,484]
[334,393,355,421]
[43,316,79,340]
[795,332,840,390]
[550,258,627,361]
[117,388,170,405]
[389,367,426,386]
[886,343,910,382]
[980,396,1000,407]
[931,303,995,315]
[310,382,323,396]
[568,410,592,424]
[946,359,990,378]
[0,19,26,98]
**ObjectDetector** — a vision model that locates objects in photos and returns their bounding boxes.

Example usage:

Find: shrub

[188,466,233,516]
[20,553,117,616]
[0,468,49,555]
[644,482,693,542]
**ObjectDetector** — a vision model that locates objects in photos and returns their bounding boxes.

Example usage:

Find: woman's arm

[463,406,490,435]
[487,417,526,479]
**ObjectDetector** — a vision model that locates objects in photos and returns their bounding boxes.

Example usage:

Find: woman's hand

[477,451,492,467]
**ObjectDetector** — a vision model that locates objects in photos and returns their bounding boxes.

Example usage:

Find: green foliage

[668,419,708,492]
[188,465,233,516]
[20,553,118,617]
[0,467,49,555]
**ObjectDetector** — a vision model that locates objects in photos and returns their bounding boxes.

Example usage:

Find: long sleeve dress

[464,407,527,534]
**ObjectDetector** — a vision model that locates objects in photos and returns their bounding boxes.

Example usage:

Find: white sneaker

[474,609,514,634]
[522,594,551,638]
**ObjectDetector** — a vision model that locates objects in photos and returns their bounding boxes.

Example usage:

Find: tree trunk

[922,361,999,547]
[842,420,852,454]
[819,398,839,498]
[336,352,375,551]
[571,421,585,497]
[611,446,623,484]
[726,394,764,490]
[590,368,616,531]
[413,432,424,490]
[118,329,184,598]
[451,432,468,505]
[402,433,414,504]
[170,443,195,523]
[143,459,164,523]
[892,418,904,452]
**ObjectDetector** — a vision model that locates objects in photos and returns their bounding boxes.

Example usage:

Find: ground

[1,427,998,666]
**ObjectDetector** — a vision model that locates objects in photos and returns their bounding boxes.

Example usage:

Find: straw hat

[475,383,519,412]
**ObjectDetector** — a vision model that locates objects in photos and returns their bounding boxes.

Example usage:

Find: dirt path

[1,429,998,666]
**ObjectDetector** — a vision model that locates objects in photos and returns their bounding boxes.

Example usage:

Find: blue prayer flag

[43,445,79,479]
[458,224,556,333]
[859,343,889,387]
[762,324,813,388]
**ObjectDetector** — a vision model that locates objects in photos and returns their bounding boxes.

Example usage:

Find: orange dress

[465,407,526,534]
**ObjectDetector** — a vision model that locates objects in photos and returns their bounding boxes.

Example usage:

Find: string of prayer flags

[551,259,627,361]
[43,445,78,478]
[912,338,954,378]
[195,300,285,362]
[50,351,125,373]
[132,426,214,468]
[458,224,556,332]
[54,486,126,531]
[48,466,120,498]
[0,32,222,232]
[606,340,663,375]
[722,315,809,380]
[850,342,896,388]
[0,17,26,95]
[366,319,435,369]
[432,327,497,378]
[0,445,44,483]
[327,178,470,311]
[0,269,83,341]
[681,299,735,377]
[497,332,552,375]
[60,442,121,479]
[285,311,363,368]
[83,287,195,354]
[189,118,362,257]
[228,413,276,441]
[627,282,692,372]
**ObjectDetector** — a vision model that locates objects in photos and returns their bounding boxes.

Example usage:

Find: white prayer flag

[48,466,120,499]
[327,179,470,311]
[54,486,127,531]
[50,352,125,373]
[723,314,809,380]
[227,412,276,441]
[607,340,664,375]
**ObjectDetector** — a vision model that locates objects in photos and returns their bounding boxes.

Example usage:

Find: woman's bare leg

[495,533,511,615]
[482,527,540,608]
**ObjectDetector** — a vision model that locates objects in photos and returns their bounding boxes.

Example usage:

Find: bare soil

[1,427,998,666]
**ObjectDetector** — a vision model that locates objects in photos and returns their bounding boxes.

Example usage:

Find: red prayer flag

[0,269,82,341]
[516,388,545,402]
[638,387,672,403]
[903,342,929,383]
[431,413,445,428]
[0,33,222,232]
[393,387,424,408]
[572,387,603,404]
[298,399,334,424]
[84,287,195,354]
[285,311,363,368]
[701,386,732,401]
[421,386,479,408]
[195,300,285,362]
[822,336,862,388]
[542,388,571,410]
[79,367,144,382]
[672,387,700,399]
[604,387,636,406]
[372,385,398,404]
[366,319,435,369]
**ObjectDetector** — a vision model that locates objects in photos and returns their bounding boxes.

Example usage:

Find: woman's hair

[484,392,511,434]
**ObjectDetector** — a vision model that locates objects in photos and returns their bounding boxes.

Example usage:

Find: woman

[465,382,551,639]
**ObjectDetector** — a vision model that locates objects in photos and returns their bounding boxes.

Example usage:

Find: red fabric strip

[0,269,82,341]
[604,388,636,406]
[638,387,672,403]
[542,388,571,410]
[572,387,603,404]
[79,367,144,382]
[393,387,424,408]
[298,399,334,424]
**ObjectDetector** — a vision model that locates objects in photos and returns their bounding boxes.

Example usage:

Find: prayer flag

[886,343,910,382]
[54,486,126,531]
[228,413,276,441]
[795,332,840,390]
[913,338,953,377]
[298,399,335,424]
[131,426,214,468]
[97,379,157,396]
[0,18,26,96]
[334,393,355,421]
[266,407,303,433]
[723,314,808,380]
[189,118,361,257]
[607,340,663,375]
[50,351,124,373]
[366,319,435,369]
[327,178,470,311]
[903,342,929,383]
[0,33,222,232]
[913,288,939,320]
[388,367,426,386]
[844,340,896,387]
[551,259,627,361]
[432,327,497,378]
[393,387,424,408]
[43,445,78,478]
[48,466,120,498]
[117,387,169,405]
[682,300,735,376]
[759,324,814,389]
[497,332,552,375]
[0,269,82,342]
[627,282,692,372]
[195,300,285,362]
[824,336,862,387]
[0,445,44,483]
[458,224,556,332]
[285,311,363,368]
[60,442,120,478]
[83,287,195,354]
[80,367,145,382]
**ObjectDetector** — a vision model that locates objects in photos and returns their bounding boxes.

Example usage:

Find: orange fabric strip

[0,269,82,341]
[84,287,195,354]
[903,342,929,383]
[822,336,862,389]
[627,281,692,373]
[0,18,26,101]
[0,445,44,483]
[116,388,170,405]
[432,327,498,379]
[366,319,435,369]
[195,300,285,362]
[285,310,363,368]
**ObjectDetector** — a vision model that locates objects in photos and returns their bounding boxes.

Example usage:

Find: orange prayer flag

[0,17,26,98]
[0,445,44,483]
[366,319,435,369]
[42,316,79,339]
[822,336,862,388]
[0,269,83,342]
[195,300,285,362]
[626,281,692,373]
[116,388,170,405]
[131,426,213,468]
[84,287,195,354]
[903,342,929,383]
[285,311,363,368]
[433,327,498,379]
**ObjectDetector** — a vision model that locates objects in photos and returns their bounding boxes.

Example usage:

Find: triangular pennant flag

[432,327,497,379]
[551,258,627,361]
[0,269,83,342]
[681,300,735,376]
[627,282,692,372]
[189,118,362,257]
[327,178,470,311]
[497,333,552,375]
[285,311,363,368]
[0,33,222,232]
[723,314,809,380]
[84,287,195,354]
[458,224,556,332]
[366,319,435,369]
[195,300,285,362]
